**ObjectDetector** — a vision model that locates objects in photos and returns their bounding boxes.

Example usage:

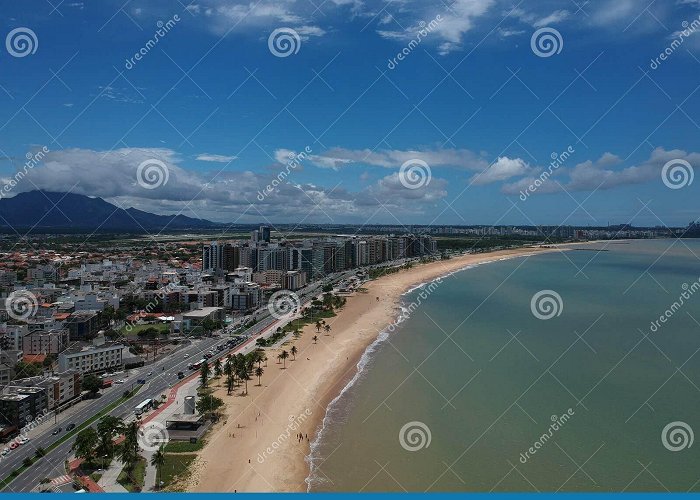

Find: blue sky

[0,0,699,226]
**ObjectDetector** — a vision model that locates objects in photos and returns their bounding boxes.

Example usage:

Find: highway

[1,271,354,492]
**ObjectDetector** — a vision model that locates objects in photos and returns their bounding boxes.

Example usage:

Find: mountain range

[0,191,218,232]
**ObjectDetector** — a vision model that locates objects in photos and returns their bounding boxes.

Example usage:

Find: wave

[304,251,539,490]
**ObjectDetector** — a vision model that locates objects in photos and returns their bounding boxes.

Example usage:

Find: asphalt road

[2,271,354,492]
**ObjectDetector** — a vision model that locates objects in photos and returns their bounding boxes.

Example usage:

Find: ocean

[307,240,700,492]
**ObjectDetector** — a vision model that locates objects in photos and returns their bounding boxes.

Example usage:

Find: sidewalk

[97,460,128,493]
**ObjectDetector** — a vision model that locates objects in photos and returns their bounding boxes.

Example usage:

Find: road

[2,271,355,492]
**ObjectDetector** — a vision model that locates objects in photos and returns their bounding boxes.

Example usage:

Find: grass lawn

[120,323,170,336]
[117,457,146,492]
[159,453,198,489]
[163,440,204,453]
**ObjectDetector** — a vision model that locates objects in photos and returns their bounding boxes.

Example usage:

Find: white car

[147,372,153,376]
[184,354,190,358]
[115,379,125,384]
[1,448,9,456]
[19,437,29,444]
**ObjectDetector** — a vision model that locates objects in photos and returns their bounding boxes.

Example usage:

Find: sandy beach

[187,246,559,492]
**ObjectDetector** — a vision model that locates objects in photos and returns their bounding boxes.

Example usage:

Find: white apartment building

[58,344,124,374]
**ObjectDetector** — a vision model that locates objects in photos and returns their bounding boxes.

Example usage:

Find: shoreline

[188,246,562,493]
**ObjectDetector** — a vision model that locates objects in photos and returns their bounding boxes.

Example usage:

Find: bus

[190,359,206,370]
[134,398,153,416]
[101,379,113,389]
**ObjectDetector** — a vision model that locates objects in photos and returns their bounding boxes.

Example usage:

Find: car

[184,353,190,358]
[19,437,29,444]
[66,423,76,431]
[115,379,125,384]
[147,372,153,376]
[52,427,62,435]
[9,442,19,450]
[1,448,8,456]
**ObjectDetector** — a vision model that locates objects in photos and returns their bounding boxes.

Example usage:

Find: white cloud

[306,146,492,171]
[196,153,238,163]
[1,146,449,222]
[470,156,530,185]
[501,147,700,195]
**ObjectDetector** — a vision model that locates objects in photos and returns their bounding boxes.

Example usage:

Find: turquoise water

[307,240,700,492]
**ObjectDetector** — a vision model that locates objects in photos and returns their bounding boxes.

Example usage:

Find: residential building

[58,343,124,374]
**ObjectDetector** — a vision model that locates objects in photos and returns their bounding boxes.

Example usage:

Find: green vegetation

[163,440,205,453]
[159,453,198,490]
[0,387,141,489]
[117,457,146,492]
[121,323,170,337]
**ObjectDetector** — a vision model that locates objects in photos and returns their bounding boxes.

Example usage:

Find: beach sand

[187,247,558,492]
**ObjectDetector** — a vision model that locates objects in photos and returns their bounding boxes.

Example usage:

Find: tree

[119,422,141,483]
[196,395,223,415]
[290,346,298,361]
[213,358,222,379]
[226,373,235,395]
[237,364,251,395]
[279,350,289,369]
[200,360,210,387]
[312,335,318,344]
[13,361,42,379]
[82,374,102,397]
[255,366,264,386]
[315,321,322,333]
[150,446,165,490]
[72,427,98,463]
[97,415,124,459]
[324,324,331,335]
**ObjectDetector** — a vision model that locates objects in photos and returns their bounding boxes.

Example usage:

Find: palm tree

[237,364,250,395]
[290,345,298,361]
[279,350,289,369]
[255,366,264,386]
[324,324,331,335]
[150,445,165,490]
[200,360,210,387]
[226,373,235,395]
[312,335,318,344]
[214,358,222,378]
[119,422,141,484]
[315,320,322,333]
